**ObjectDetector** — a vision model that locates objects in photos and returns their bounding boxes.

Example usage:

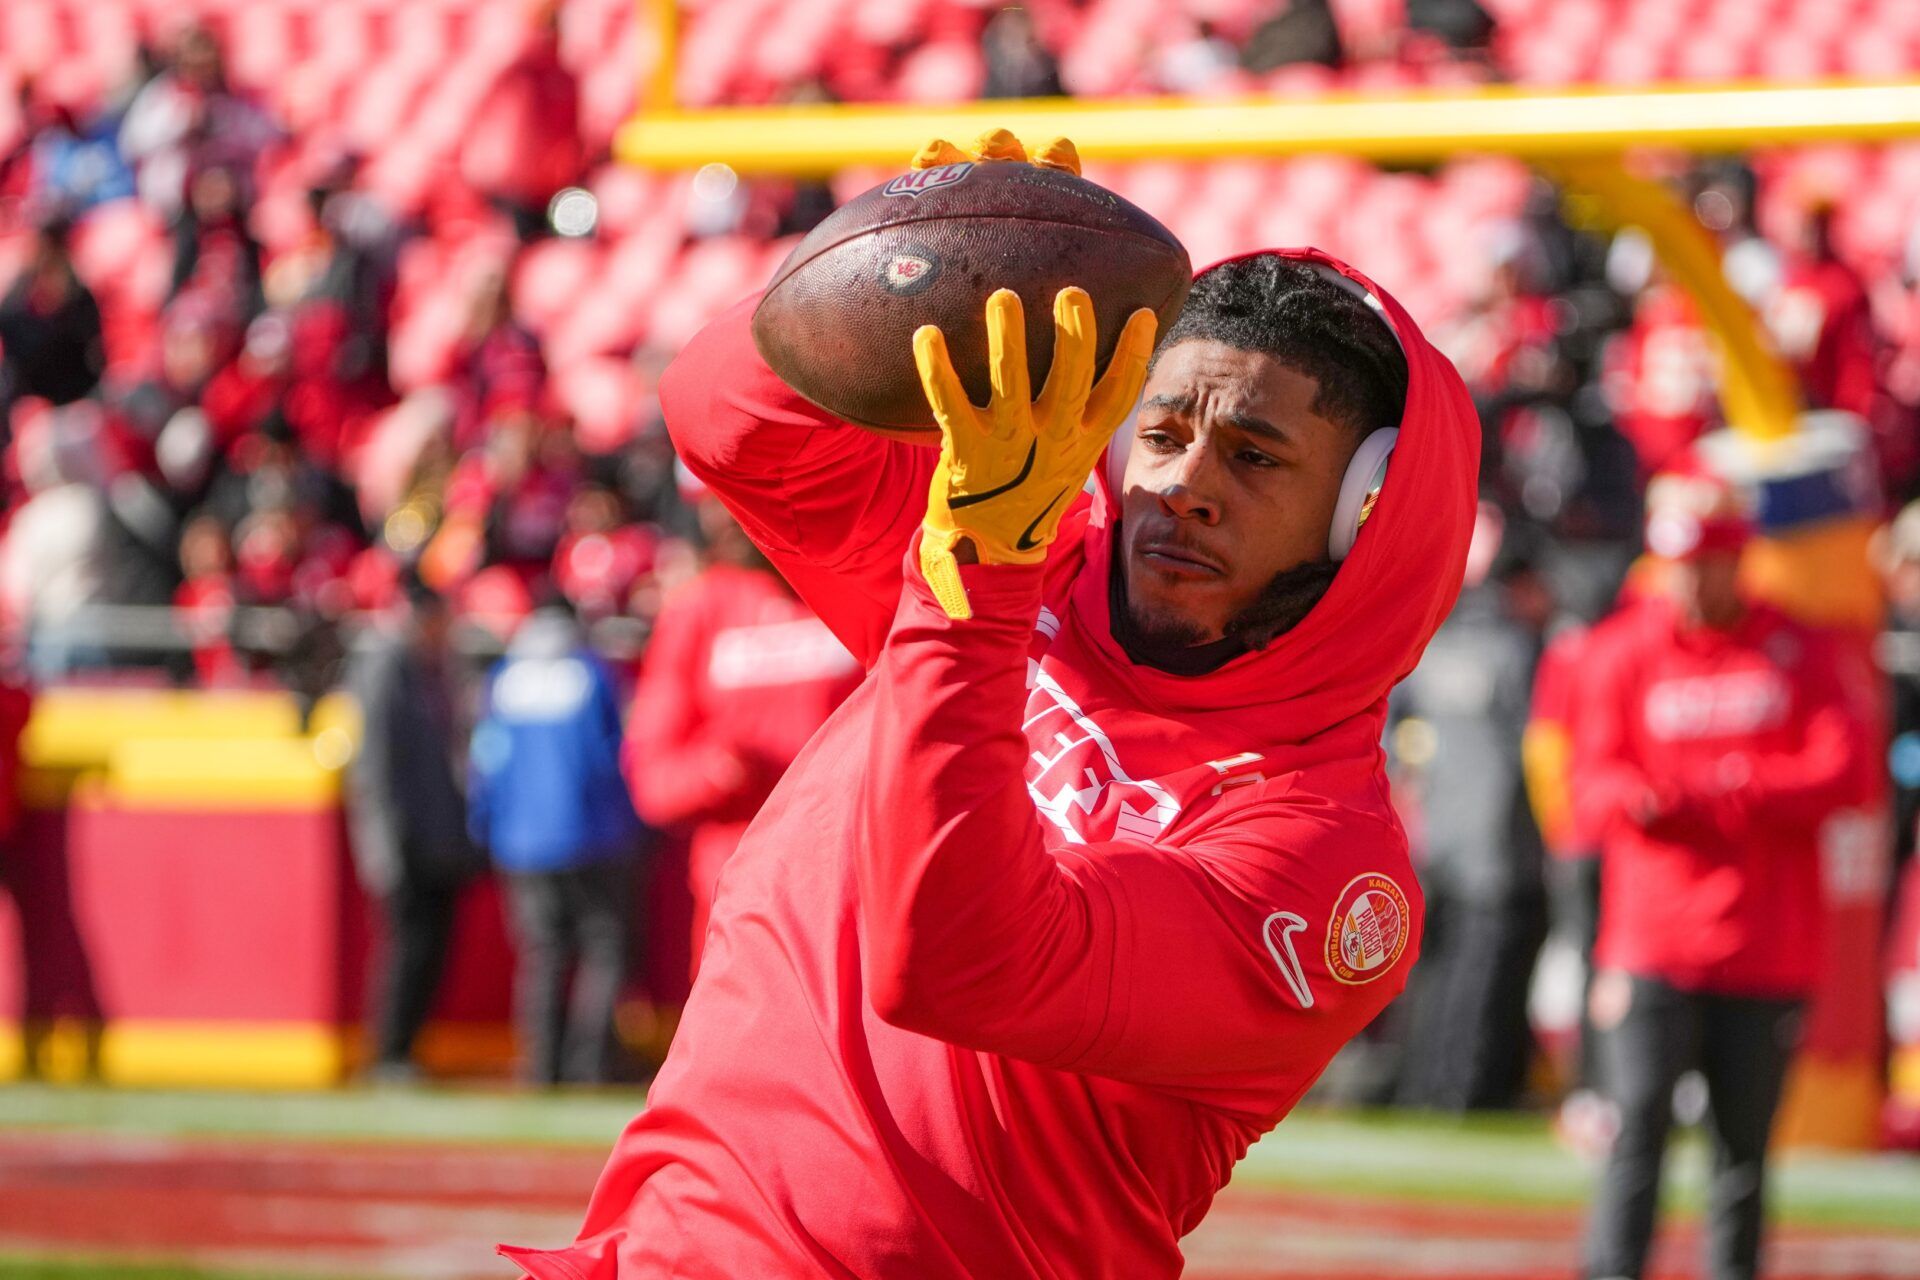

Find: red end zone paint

[0,1132,1913,1280]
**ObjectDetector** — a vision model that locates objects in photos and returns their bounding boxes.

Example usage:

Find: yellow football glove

[910,128,1082,176]
[913,285,1157,621]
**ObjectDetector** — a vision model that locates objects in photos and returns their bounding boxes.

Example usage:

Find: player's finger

[910,139,968,171]
[971,128,1028,163]
[1085,307,1157,435]
[1030,137,1081,176]
[1036,286,1097,433]
[984,288,1031,430]
[913,324,979,431]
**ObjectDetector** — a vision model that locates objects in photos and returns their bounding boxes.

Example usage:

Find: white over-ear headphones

[1313,265,1403,563]
[1329,426,1397,561]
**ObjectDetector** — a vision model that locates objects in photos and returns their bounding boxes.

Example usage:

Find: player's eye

[1137,428,1181,453]
[1237,449,1279,468]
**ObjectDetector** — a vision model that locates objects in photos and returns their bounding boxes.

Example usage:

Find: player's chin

[1124,568,1235,643]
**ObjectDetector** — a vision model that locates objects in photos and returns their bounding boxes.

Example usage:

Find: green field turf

[0,1257,355,1280]
[1,1082,1916,1280]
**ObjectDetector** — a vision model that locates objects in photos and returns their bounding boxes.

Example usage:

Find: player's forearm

[859,557,1089,1054]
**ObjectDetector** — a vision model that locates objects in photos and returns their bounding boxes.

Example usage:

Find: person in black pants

[468,606,644,1085]
[345,581,479,1081]
[1585,974,1802,1280]
[502,855,637,1084]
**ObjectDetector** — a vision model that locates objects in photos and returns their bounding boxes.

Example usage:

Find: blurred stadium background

[3,0,1920,1276]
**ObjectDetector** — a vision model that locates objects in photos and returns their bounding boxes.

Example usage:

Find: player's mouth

[1135,540,1227,579]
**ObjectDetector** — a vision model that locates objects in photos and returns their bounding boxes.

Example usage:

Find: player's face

[1119,340,1355,646]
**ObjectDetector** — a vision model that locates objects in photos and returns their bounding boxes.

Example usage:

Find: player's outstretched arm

[659,298,936,667]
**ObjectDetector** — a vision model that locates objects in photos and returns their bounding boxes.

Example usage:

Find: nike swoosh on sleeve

[1263,911,1316,1010]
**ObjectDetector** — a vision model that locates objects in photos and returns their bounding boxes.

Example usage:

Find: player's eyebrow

[1141,395,1292,446]
[1220,410,1290,445]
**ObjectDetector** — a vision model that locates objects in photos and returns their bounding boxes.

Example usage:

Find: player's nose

[1154,450,1223,524]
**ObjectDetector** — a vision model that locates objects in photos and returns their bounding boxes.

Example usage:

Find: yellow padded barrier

[23,689,304,772]
[1,1019,352,1090]
[18,689,364,811]
[95,738,342,809]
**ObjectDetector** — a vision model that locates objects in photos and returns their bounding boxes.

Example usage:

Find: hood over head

[1071,247,1480,744]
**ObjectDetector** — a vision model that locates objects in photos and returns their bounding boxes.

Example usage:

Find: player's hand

[910,128,1081,176]
[913,286,1156,621]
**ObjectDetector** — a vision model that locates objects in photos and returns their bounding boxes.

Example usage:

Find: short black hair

[1152,254,1408,440]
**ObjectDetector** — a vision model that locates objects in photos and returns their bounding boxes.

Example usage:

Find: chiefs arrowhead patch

[1326,873,1411,985]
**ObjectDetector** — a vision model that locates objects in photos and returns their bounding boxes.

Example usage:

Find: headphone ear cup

[1328,428,1399,561]
[1103,410,1136,502]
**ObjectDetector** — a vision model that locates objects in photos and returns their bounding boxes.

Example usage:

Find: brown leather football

[752,160,1192,438]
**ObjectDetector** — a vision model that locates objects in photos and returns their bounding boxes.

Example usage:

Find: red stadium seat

[551,355,646,453]
[589,165,662,239]
[545,289,645,367]
[339,61,432,150]
[67,201,167,294]
[1,2,61,74]
[853,0,931,47]
[512,239,604,336]
[583,60,641,149]
[222,7,294,90]
[389,5,454,65]
[891,42,984,103]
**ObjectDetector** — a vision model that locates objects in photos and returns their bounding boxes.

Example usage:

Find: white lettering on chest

[1641,668,1790,742]
[1020,659,1182,845]
[708,617,857,690]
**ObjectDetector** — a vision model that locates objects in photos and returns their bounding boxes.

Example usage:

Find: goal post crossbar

[618,73,1920,441]
[616,80,1920,174]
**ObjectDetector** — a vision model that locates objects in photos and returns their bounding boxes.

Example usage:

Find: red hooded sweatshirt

[1570,594,1877,997]
[501,248,1478,1279]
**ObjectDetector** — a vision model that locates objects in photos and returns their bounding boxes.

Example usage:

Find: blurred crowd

[0,11,691,701]
[2,9,1920,1123]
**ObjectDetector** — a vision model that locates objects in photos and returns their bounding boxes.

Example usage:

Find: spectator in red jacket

[458,1,584,241]
[1765,198,1878,422]
[443,264,547,453]
[174,512,239,685]
[1604,284,1719,481]
[1572,467,1875,1280]
[0,672,31,848]
[623,492,860,976]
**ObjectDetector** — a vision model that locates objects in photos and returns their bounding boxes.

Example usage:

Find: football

[752,160,1192,437]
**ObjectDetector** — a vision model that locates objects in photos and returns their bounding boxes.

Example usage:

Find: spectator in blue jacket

[469,603,644,1085]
